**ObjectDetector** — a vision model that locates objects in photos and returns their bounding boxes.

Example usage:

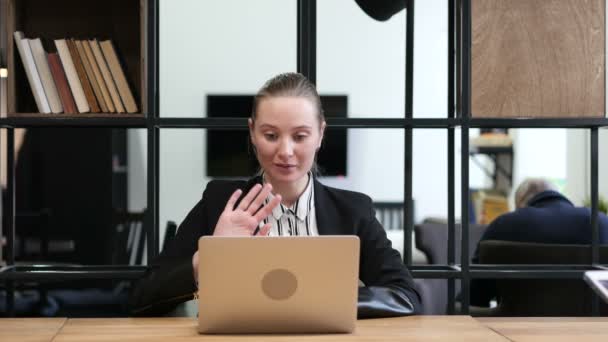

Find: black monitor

[206,95,347,178]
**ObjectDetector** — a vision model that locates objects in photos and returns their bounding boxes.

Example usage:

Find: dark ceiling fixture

[354,0,407,21]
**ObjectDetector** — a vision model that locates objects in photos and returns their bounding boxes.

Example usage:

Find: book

[74,40,108,113]
[54,39,90,113]
[90,39,124,113]
[99,40,138,113]
[28,38,63,114]
[47,53,78,114]
[66,39,100,113]
[13,31,51,113]
[81,40,115,113]
[0,68,7,117]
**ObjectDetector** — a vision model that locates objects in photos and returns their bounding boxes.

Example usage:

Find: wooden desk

[0,318,66,342]
[479,317,608,342]
[52,316,507,341]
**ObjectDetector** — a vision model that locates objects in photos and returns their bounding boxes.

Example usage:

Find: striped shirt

[260,173,318,236]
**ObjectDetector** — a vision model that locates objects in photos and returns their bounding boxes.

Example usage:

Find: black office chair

[161,221,178,253]
[478,240,608,316]
[414,222,487,315]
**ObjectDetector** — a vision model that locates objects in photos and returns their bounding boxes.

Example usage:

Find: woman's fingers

[256,223,272,236]
[254,193,282,222]
[247,183,273,215]
[237,184,262,211]
[224,189,243,211]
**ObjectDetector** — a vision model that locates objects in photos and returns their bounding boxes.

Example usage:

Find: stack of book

[13,31,138,114]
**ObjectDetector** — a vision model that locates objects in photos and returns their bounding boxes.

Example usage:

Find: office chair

[161,221,177,253]
[478,240,608,316]
[414,222,487,315]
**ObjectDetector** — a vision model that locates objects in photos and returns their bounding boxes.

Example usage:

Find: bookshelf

[0,0,154,317]
[4,0,147,118]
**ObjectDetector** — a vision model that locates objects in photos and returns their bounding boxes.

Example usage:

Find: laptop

[197,235,360,334]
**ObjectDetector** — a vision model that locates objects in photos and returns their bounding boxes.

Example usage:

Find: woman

[129,73,421,317]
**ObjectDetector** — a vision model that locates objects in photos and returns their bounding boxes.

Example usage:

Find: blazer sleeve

[356,199,422,317]
[128,191,211,316]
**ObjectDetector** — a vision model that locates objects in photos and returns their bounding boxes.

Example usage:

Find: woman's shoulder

[316,180,373,208]
[203,179,251,196]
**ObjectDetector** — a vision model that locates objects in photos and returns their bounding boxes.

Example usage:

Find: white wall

[566,129,608,206]
[154,0,297,246]
[129,0,579,247]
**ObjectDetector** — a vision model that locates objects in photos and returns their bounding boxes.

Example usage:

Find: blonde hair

[252,72,324,125]
[514,178,557,209]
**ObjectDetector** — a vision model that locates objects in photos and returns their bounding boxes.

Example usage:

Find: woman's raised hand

[213,183,282,237]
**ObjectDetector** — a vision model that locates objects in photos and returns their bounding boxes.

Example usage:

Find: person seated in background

[129,72,421,317]
[470,178,608,307]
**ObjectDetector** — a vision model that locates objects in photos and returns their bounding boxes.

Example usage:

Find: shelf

[155,118,463,129]
[404,264,608,279]
[154,117,608,129]
[469,145,513,154]
[0,114,147,127]
[409,265,462,279]
[0,265,148,281]
[468,118,608,128]
[469,264,606,279]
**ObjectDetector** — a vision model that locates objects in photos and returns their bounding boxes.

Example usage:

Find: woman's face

[249,96,325,187]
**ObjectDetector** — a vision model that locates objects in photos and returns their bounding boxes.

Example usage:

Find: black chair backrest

[479,240,608,316]
[415,222,487,264]
[413,222,486,314]
[161,221,178,252]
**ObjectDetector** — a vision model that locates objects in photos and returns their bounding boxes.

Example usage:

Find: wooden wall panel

[472,0,605,117]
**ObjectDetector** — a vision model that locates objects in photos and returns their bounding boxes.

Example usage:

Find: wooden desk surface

[0,317,66,342]
[479,317,608,342]
[52,316,507,341]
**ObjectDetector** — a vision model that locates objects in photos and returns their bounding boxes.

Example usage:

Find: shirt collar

[528,190,573,207]
[264,172,313,221]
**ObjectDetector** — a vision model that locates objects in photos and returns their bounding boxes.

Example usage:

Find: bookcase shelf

[5,0,147,116]
[0,115,147,128]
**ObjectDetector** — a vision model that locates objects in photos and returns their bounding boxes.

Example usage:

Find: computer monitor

[206,95,347,178]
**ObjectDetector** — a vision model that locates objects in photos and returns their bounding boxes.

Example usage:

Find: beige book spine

[90,39,124,113]
[75,40,108,113]
[14,31,51,113]
[28,38,63,113]
[99,40,138,113]
[54,39,90,113]
[82,40,115,113]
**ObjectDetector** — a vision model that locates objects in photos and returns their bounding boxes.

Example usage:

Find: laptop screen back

[197,236,360,334]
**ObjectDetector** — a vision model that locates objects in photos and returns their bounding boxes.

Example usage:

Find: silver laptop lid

[197,236,360,334]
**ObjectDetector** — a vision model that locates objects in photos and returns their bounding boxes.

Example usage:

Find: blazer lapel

[313,179,343,235]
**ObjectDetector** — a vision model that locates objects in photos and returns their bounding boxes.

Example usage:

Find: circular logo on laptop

[261,269,298,300]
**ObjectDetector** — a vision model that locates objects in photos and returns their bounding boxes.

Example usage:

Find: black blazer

[129,176,421,317]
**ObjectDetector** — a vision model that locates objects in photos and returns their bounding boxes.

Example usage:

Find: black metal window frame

[1,0,608,317]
